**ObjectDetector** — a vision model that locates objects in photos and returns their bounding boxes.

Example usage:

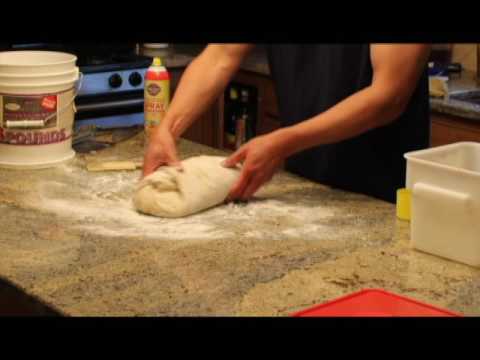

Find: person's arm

[224,44,431,200]
[143,44,254,177]
[276,43,431,155]
[166,44,254,138]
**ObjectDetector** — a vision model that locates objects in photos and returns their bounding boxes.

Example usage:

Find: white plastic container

[0,51,80,169]
[0,51,77,74]
[405,142,480,267]
[0,68,79,86]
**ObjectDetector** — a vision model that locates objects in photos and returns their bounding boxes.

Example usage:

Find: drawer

[431,120,480,147]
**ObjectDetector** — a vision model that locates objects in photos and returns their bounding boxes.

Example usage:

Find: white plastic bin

[0,51,77,74]
[0,51,79,169]
[404,142,480,267]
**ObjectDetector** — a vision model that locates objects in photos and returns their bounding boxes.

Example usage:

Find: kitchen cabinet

[431,112,480,147]
[169,67,282,150]
[232,71,281,136]
[216,71,281,149]
[258,77,281,135]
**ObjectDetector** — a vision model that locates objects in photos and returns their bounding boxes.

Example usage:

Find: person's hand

[222,132,288,201]
[142,125,183,178]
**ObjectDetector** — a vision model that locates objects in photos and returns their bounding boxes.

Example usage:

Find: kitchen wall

[451,43,478,75]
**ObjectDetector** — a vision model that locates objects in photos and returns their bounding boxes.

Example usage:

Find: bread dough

[133,155,241,218]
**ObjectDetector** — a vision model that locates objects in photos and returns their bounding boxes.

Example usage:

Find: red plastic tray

[292,289,462,317]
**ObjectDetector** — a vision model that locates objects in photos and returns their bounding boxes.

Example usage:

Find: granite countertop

[430,70,480,121]
[1,134,480,316]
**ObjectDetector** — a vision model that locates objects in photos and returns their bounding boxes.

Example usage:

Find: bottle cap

[152,57,162,66]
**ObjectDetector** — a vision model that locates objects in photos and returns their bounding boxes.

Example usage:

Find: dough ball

[133,155,241,218]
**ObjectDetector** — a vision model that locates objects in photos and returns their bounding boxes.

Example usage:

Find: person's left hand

[222,132,287,201]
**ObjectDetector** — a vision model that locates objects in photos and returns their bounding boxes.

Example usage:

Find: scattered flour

[30,167,336,241]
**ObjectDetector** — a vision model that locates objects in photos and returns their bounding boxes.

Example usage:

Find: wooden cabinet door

[259,78,281,135]
[431,112,480,147]
[169,69,283,150]
[263,78,279,118]
[229,71,282,139]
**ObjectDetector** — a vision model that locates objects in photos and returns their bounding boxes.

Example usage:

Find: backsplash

[451,44,478,75]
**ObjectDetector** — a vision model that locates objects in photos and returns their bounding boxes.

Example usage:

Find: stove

[8,43,152,130]
[77,57,150,97]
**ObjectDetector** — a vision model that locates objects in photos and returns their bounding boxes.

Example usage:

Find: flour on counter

[30,167,338,241]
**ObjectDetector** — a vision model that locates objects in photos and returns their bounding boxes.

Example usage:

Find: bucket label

[0,127,68,145]
[2,94,58,129]
[0,93,69,146]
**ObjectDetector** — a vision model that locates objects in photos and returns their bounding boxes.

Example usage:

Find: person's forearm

[274,83,410,157]
[161,44,253,138]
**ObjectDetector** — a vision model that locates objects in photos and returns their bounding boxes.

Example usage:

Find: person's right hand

[142,126,183,178]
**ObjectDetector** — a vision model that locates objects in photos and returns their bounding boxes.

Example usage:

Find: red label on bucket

[41,96,57,111]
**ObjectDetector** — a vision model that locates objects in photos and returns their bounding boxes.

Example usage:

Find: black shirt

[265,44,430,203]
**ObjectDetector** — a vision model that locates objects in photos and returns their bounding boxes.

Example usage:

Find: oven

[74,63,149,130]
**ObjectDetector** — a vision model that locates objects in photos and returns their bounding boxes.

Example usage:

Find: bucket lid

[0,67,79,79]
[0,73,79,89]
[0,51,77,67]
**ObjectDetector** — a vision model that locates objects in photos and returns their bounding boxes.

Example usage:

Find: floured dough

[133,155,241,218]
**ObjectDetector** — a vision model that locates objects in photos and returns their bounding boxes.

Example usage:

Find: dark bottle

[225,86,240,149]
[239,89,253,141]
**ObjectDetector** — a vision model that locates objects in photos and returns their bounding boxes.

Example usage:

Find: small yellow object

[153,57,162,66]
[396,188,411,221]
[428,77,448,98]
[86,160,142,172]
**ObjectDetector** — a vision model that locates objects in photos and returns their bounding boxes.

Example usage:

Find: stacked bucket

[0,51,80,168]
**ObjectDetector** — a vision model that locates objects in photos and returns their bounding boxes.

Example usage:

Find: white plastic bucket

[0,68,79,86]
[0,51,81,169]
[0,51,77,74]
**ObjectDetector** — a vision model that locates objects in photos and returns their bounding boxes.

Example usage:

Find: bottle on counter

[225,86,239,150]
[240,89,254,141]
[235,114,246,150]
[144,57,170,147]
